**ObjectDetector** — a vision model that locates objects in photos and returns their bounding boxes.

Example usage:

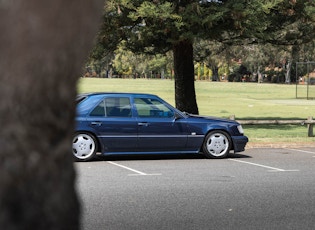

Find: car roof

[76,92,161,103]
[77,92,158,97]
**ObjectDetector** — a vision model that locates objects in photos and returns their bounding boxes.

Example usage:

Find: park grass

[78,78,315,146]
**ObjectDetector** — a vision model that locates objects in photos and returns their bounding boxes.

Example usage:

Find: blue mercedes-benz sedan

[73,93,248,161]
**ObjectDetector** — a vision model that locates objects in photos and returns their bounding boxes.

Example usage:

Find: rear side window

[77,94,105,115]
[90,97,132,117]
[90,100,106,116]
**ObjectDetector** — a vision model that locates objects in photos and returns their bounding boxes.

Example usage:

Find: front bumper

[231,135,249,152]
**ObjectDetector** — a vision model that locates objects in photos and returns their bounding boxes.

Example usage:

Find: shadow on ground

[90,152,251,162]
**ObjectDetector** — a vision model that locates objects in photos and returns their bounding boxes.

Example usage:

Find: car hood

[184,113,238,124]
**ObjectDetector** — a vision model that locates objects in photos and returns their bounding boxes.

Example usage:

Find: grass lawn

[78,78,315,146]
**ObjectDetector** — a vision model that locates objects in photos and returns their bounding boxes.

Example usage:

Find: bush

[228,65,251,82]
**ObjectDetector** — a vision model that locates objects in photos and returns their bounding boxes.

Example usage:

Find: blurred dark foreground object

[0,1,104,229]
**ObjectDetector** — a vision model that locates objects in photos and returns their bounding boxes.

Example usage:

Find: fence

[229,115,314,137]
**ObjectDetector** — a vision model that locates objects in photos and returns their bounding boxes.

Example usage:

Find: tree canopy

[92,0,315,113]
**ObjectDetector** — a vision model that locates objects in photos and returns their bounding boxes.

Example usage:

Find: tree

[194,39,230,81]
[0,1,103,229]
[111,43,171,78]
[92,0,315,114]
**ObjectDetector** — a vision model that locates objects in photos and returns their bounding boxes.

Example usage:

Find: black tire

[202,130,231,159]
[72,132,98,161]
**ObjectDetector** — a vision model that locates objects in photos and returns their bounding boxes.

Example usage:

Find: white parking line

[284,148,315,155]
[107,161,161,176]
[229,159,299,172]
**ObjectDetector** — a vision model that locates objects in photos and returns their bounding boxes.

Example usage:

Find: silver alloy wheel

[72,133,97,161]
[203,131,231,158]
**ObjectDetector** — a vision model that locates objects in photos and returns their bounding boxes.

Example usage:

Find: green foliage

[218,63,229,78]
[265,69,285,83]
[112,42,172,77]
[227,65,250,82]
[93,0,315,56]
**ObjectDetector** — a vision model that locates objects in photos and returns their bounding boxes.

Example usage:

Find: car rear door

[87,96,138,153]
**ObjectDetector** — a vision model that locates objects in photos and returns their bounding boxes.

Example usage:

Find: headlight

[237,125,244,134]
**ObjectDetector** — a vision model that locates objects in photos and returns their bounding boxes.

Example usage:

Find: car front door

[134,96,188,152]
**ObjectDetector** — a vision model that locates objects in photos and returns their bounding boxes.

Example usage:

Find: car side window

[90,100,105,116]
[134,98,174,118]
[90,97,132,117]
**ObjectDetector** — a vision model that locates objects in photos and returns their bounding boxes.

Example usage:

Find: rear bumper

[231,136,249,152]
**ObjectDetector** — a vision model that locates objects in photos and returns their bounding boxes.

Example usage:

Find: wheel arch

[203,128,234,151]
[74,130,102,153]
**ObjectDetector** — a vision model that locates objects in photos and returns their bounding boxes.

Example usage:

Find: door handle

[91,121,102,126]
[138,122,150,127]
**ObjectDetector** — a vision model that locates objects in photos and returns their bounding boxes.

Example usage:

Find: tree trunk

[173,40,199,114]
[285,60,291,84]
[257,66,263,83]
[0,1,103,229]
[211,66,219,81]
[285,45,299,83]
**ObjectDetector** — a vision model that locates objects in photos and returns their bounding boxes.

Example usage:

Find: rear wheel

[202,131,231,159]
[72,133,98,161]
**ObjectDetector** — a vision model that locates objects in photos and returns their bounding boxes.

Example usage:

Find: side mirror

[174,113,182,121]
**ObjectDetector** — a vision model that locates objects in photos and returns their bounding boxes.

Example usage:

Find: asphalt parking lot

[76,147,315,230]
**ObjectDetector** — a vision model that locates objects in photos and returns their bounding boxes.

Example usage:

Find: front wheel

[202,131,231,159]
[72,133,98,161]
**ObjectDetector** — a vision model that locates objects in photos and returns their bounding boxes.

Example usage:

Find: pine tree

[93,0,315,113]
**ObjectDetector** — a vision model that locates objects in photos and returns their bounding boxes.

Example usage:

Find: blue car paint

[75,93,248,156]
